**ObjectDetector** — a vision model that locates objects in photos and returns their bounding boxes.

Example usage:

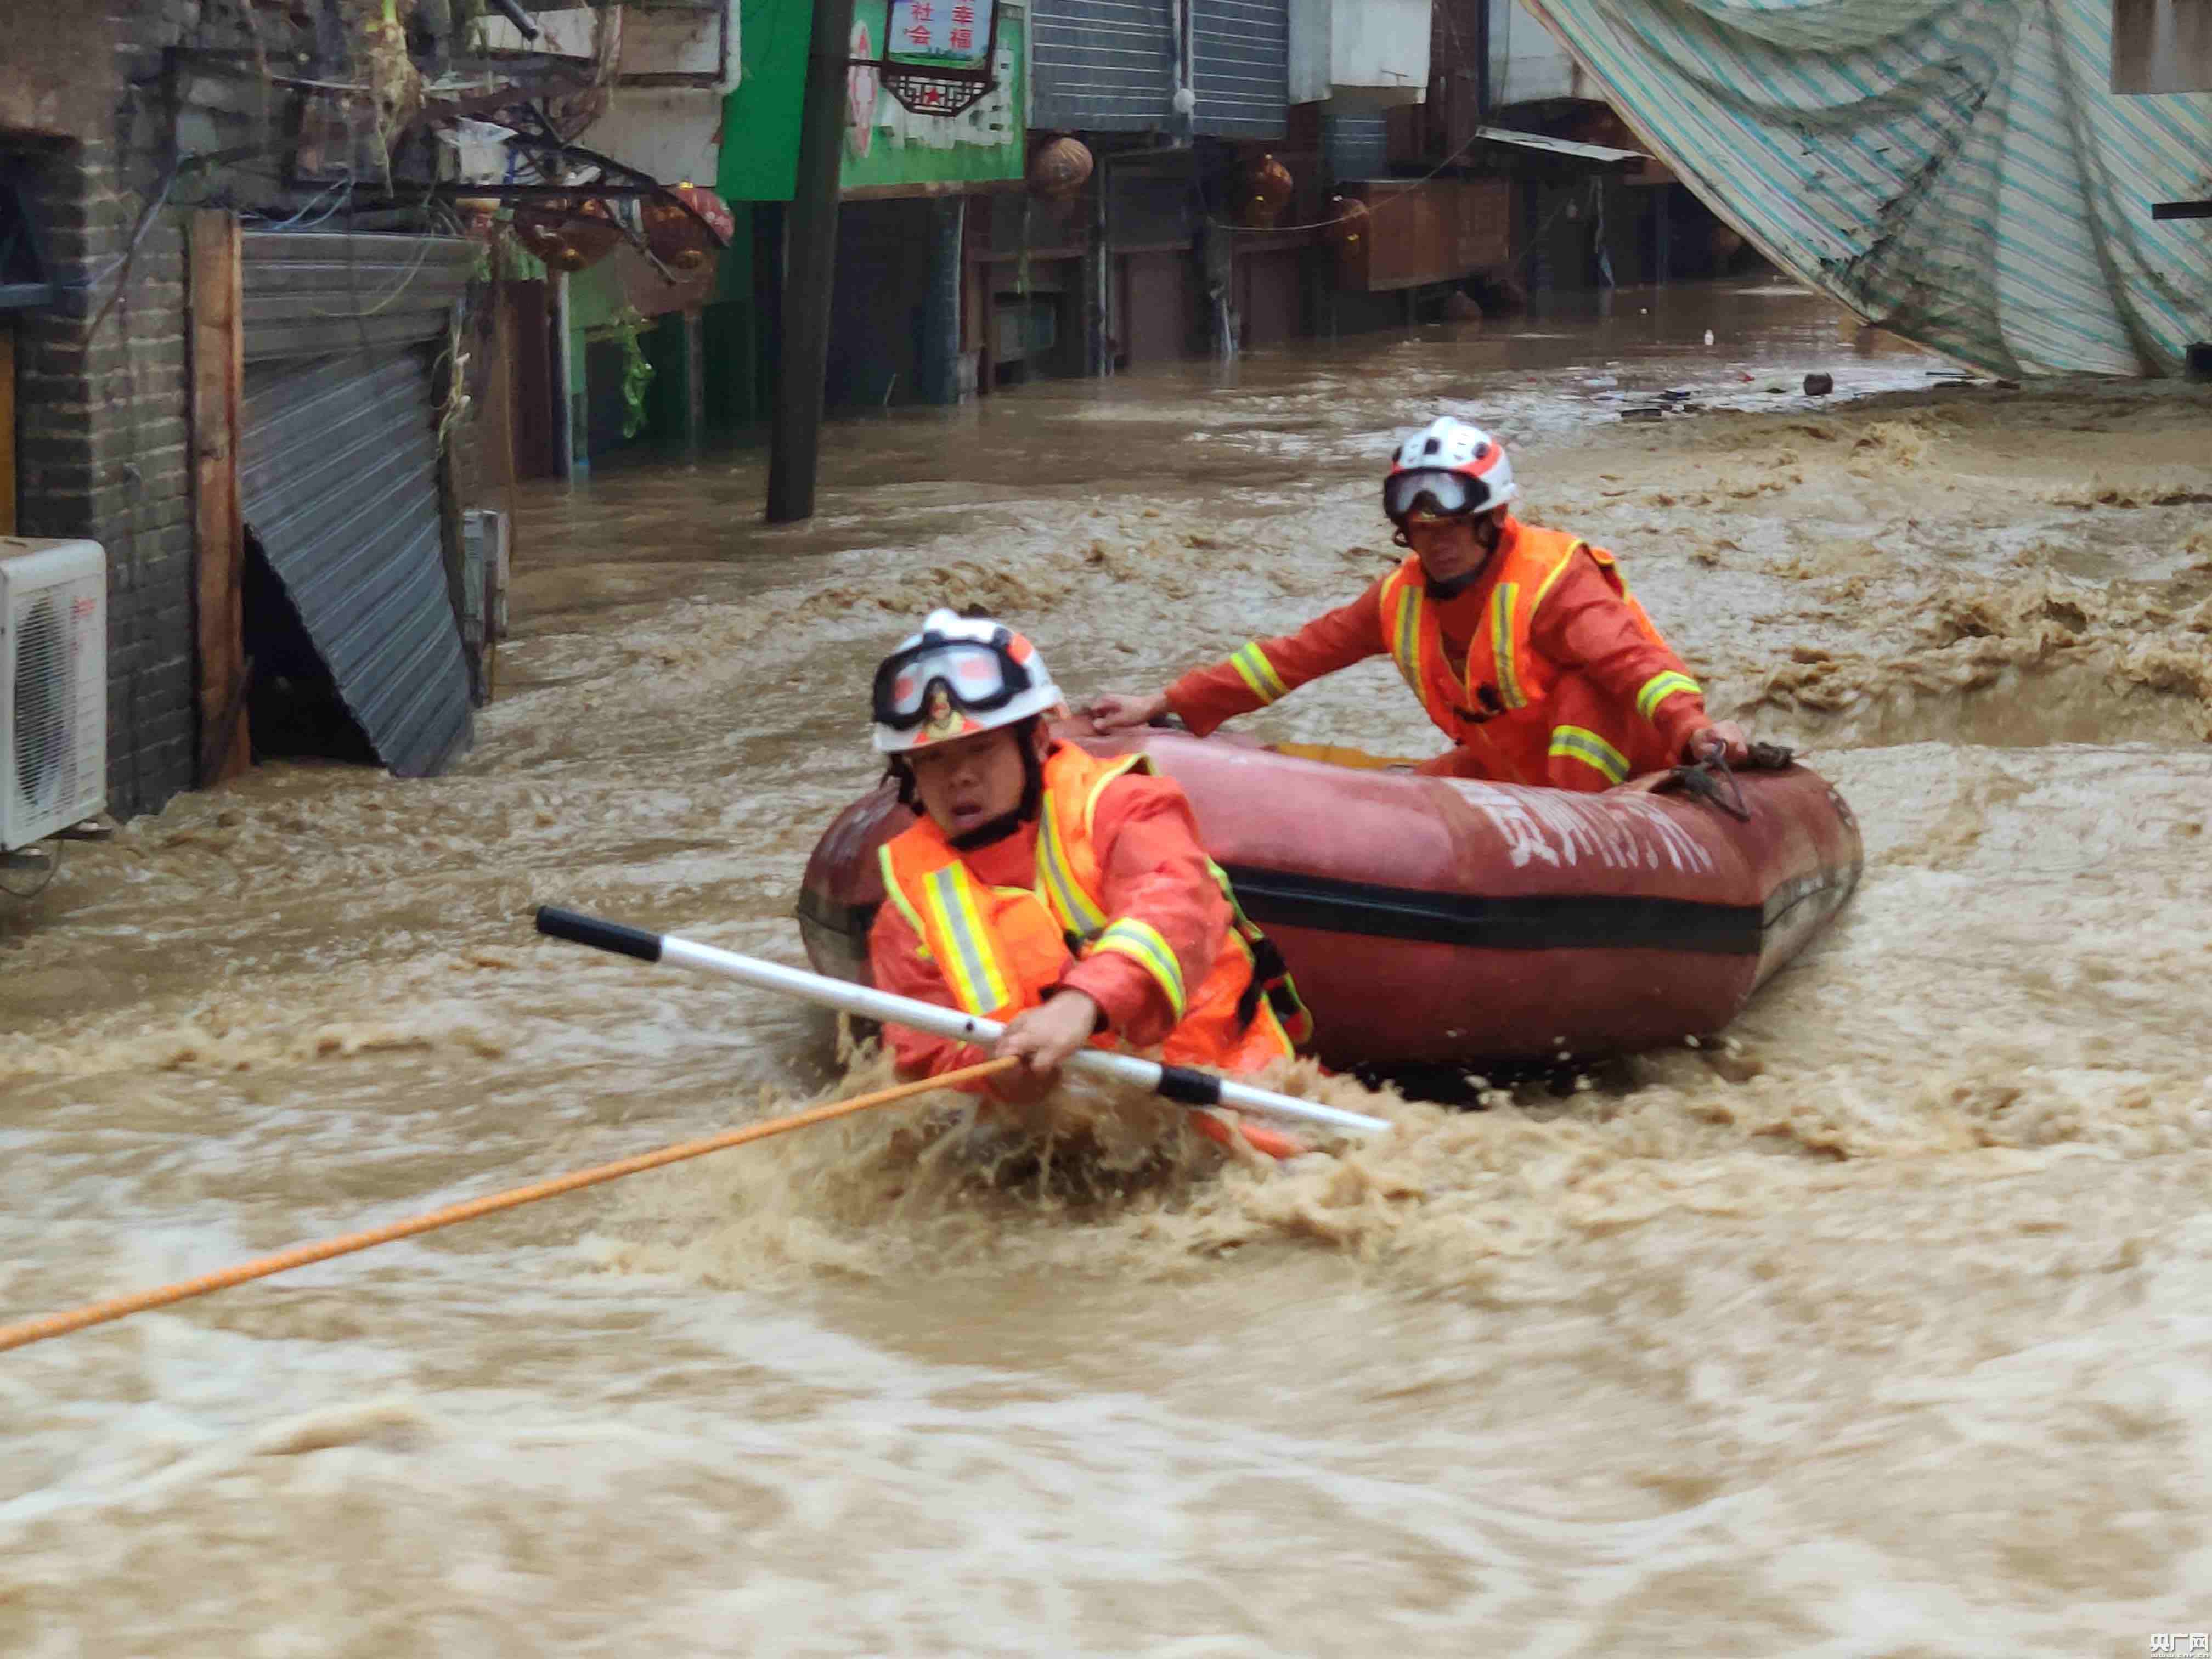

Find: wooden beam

[188,209,250,786]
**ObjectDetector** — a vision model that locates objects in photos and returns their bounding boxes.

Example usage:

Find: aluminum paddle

[534,906,1393,1138]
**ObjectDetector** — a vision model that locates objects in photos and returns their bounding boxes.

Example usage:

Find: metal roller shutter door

[238,232,473,778]
[1191,0,1287,138]
[1031,0,1176,130]
[238,351,471,777]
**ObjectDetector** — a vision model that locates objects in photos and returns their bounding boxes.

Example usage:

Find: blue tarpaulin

[1522,0,2212,376]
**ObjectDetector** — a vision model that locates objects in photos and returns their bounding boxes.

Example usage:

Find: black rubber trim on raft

[795,860,1864,961]
[1155,1065,1224,1107]
[535,906,665,963]
[1214,864,1767,957]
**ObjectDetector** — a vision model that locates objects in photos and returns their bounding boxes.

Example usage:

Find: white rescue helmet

[1384,415,1517,522]
[870,608,1065,754]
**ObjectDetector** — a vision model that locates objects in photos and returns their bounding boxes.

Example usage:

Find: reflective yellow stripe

[1389,580,1425,697]
[919,864,1014,1013]
[1034,783,1108,939]
[1548,725,1630,784]
[1079,753,1149,840]
[877,845,925,934]
[1491,581,1526,709]
[1094,918,1186,1019]
[877,845,932,961]
[1531,541,1584,613]
[1228,642,1289,704]
[1635,670,1702,723]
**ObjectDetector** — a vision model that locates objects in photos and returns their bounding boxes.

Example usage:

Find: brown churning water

[3,280,2211,1655]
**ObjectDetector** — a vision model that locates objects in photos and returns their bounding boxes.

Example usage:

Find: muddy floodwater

[5,280,2211,1656]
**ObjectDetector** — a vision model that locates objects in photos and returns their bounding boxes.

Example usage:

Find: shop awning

[1471,125,1649,167]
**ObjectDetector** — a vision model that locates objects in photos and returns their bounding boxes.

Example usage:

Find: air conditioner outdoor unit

[1,539,106,851]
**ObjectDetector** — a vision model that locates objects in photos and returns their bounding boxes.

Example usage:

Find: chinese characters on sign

[2151,1638,2211,1656]
[887,0,992,67]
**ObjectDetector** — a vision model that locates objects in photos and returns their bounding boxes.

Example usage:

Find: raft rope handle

[1662,738,1796,822]
[0,1057,1020,1357]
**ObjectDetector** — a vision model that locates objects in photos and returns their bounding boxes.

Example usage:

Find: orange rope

[0,1057,1019,1355]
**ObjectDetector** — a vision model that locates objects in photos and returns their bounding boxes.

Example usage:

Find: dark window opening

[240,529,377,766]
[0,171,55,313]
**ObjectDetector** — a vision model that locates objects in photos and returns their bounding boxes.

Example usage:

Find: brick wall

[7,1,281,819]
[10,59,198,816]
[10,0,471,814]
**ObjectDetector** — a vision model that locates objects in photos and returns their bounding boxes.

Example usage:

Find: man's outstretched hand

[1087,692,1170,732]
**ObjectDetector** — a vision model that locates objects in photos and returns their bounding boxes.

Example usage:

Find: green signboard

[719,0,1023,201]
[842,1,1024,188]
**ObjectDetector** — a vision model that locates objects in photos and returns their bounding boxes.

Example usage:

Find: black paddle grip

[535,906,664,963]
[1155,1065,1223,1107]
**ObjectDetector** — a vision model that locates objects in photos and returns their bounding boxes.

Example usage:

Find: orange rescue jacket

[1376,526,1699,787]
[875,746,1306,1073]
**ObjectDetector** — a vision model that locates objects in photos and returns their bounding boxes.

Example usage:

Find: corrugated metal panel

[1192,0,1289,137]
[240,233,475,363]
[1323,112,1391,179]
[1032,0,1177,131]
[1521,0,2212,377]
[240,353,472,777]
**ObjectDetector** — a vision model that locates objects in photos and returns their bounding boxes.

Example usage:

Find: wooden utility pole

[187,209,250,786]
[766,0,860,524]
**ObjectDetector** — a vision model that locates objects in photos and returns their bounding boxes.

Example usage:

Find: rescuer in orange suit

[1092,416,1751,790]
[865,609,1310,1112]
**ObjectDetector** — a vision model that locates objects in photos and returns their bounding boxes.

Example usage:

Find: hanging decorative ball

[1026,136,1094,202]
[514,196,620,274]
[642,182,735,273]
[1238,154,1294,229]
[1324,194,1370,253]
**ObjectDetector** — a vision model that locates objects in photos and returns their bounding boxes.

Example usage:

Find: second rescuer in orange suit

[1094,416,1748,790]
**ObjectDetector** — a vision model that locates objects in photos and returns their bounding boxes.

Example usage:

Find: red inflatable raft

[795,728,1863,1068]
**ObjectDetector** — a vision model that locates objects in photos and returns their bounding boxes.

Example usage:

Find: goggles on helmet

[1384,467,1489,523]
[871,636,1040,732]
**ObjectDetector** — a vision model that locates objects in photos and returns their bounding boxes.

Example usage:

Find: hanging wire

[320,177,449,321]
[67,154,189,335]
[244,173,357,232]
